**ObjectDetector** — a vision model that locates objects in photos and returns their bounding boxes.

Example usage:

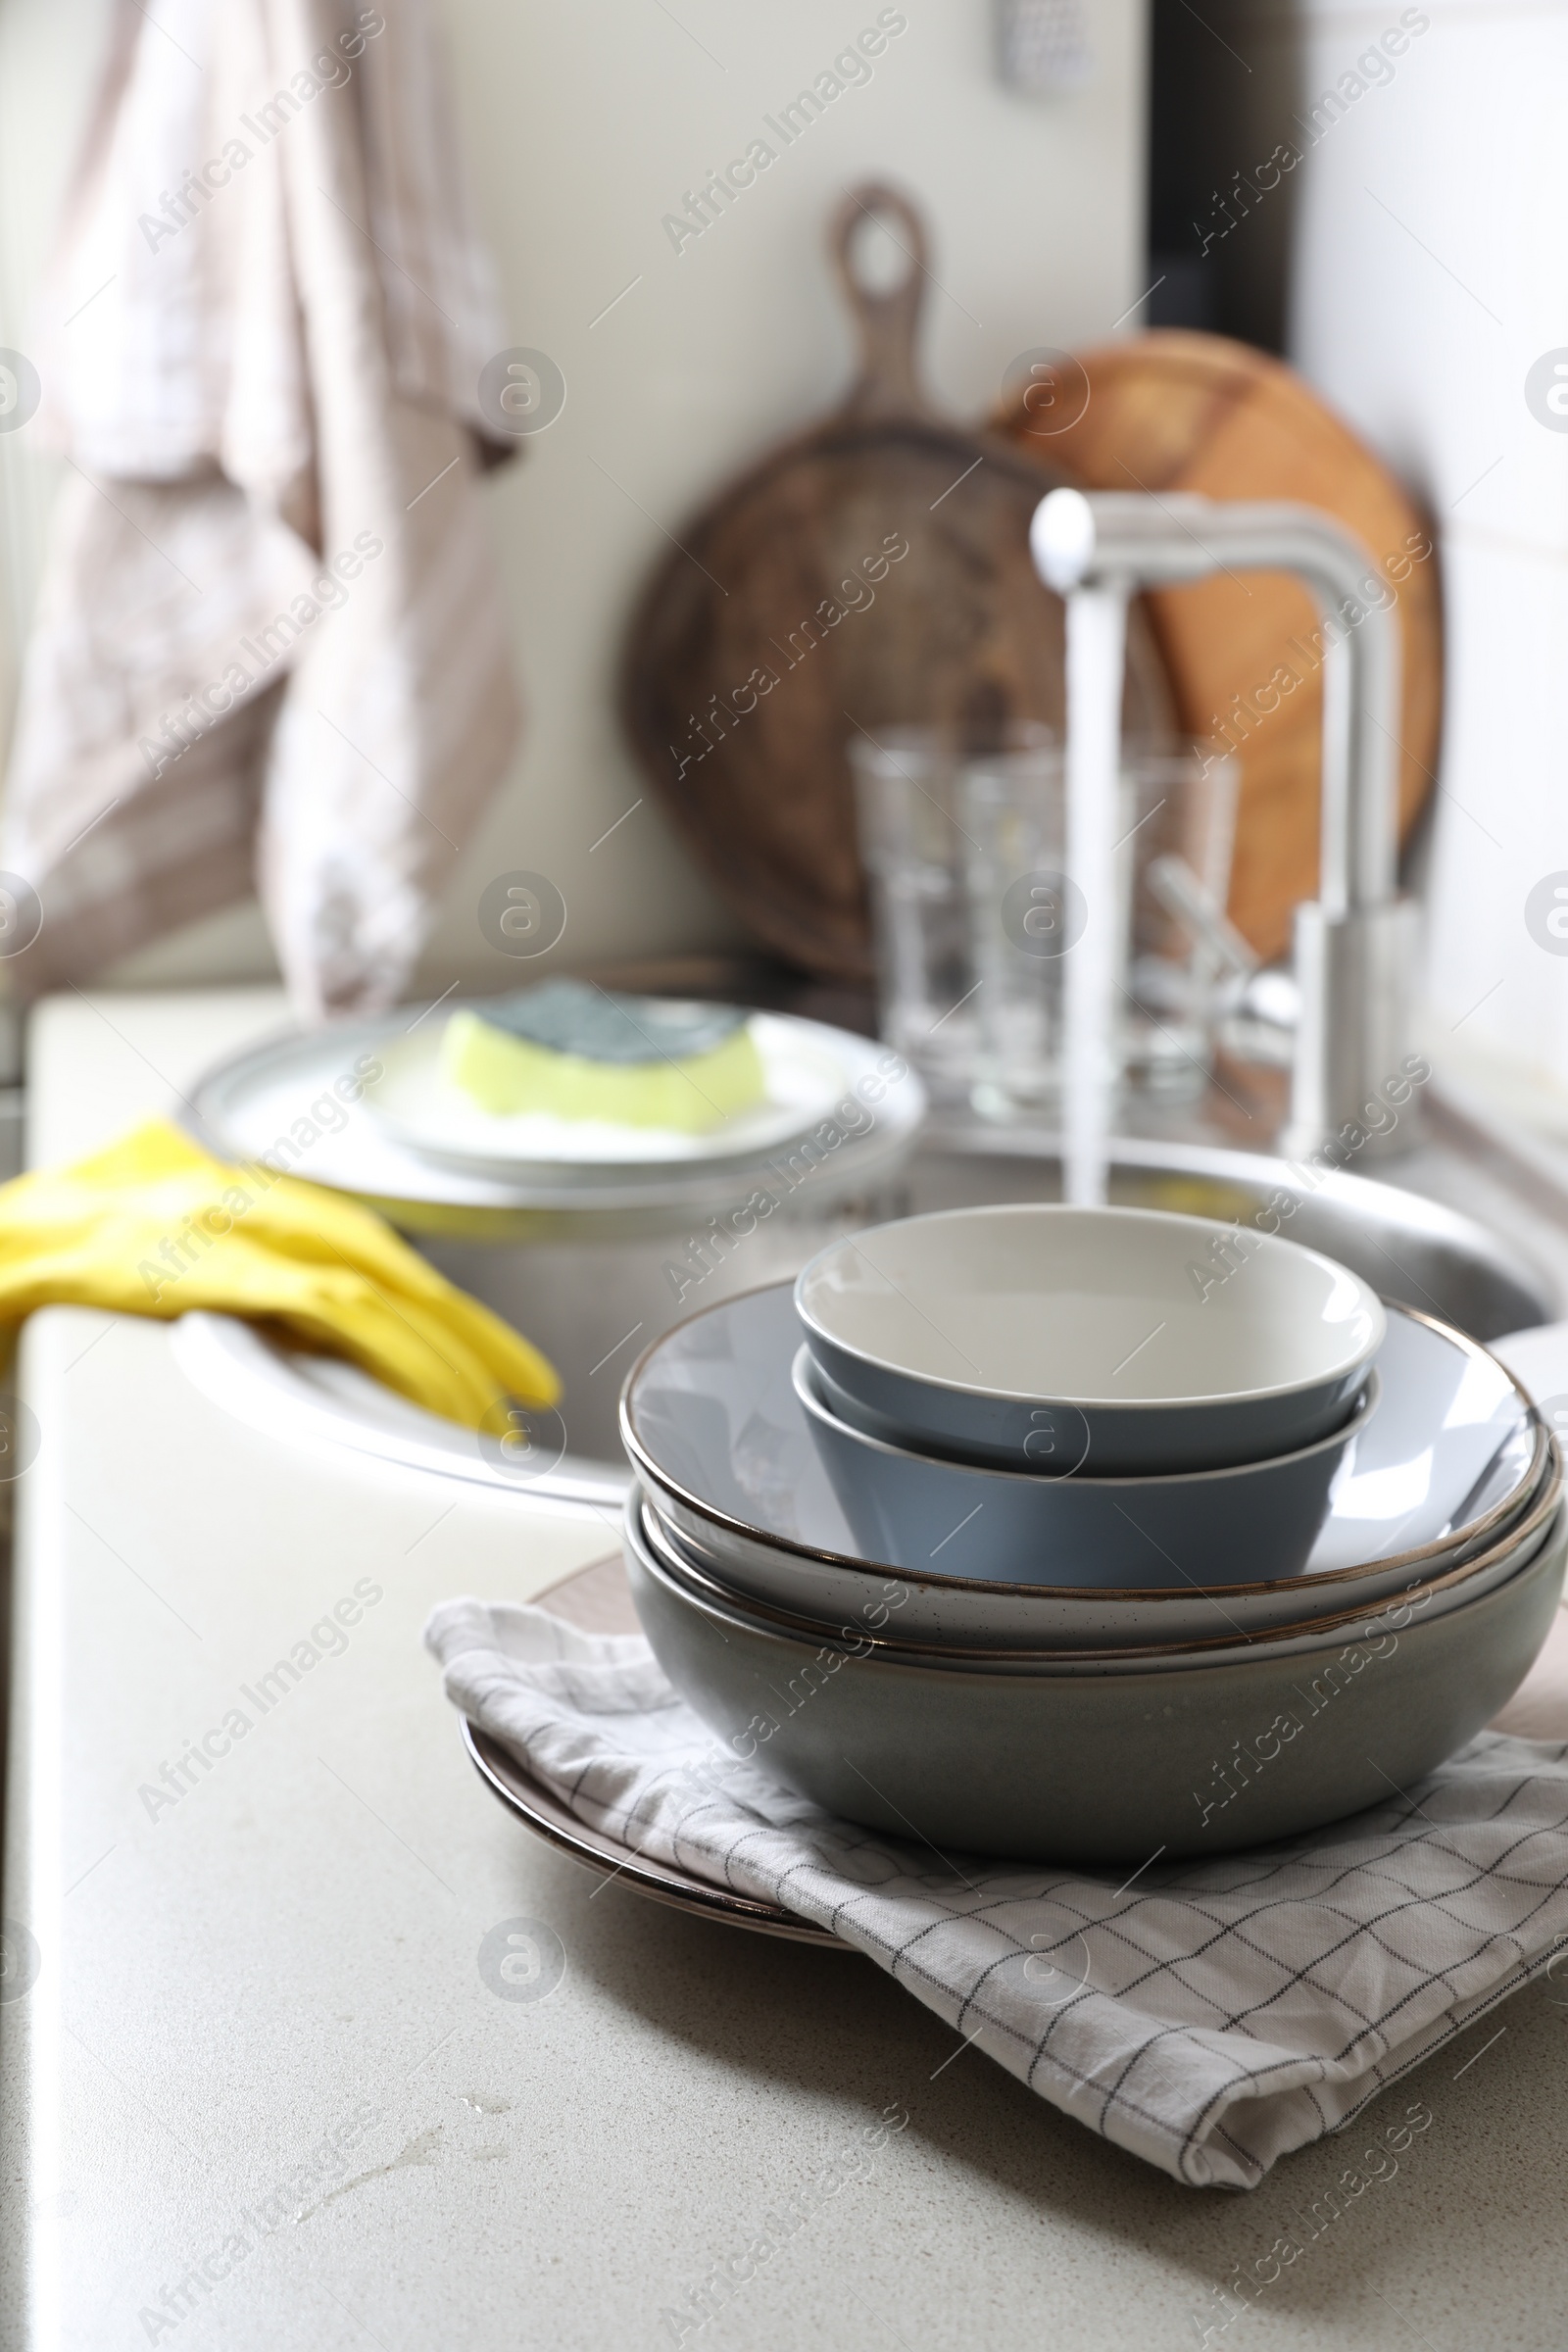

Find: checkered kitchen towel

[425,1594,1568,2190]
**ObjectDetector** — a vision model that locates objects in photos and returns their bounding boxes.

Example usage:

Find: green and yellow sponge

[441,981,766,1133]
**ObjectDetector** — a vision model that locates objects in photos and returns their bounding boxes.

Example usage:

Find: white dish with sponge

[365,982,856,1179]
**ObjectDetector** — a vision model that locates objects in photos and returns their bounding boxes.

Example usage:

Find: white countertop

[5,991,1568,2351]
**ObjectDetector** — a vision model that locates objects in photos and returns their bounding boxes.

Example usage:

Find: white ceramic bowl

[794,1203,1385,1474]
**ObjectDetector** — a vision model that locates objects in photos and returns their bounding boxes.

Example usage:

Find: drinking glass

[961,741,1240,1120]
[850,723,1055,1099]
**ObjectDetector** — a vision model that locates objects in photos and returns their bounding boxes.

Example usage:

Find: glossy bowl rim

[619,1282,1553,1601]
[793,1344,1380,1490]
[793,1202,1387,1412]
[629,1479,1566,1674]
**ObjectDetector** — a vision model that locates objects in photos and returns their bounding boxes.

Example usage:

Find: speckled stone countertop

[4,990,1568,2351]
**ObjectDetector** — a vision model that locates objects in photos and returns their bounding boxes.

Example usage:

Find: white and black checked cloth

[425,1596,1568,2189]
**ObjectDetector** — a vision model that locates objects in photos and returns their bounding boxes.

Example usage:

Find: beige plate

[460,1554,850,1949]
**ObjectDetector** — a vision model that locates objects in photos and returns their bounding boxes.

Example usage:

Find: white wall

[0,0,1150,993]
[1286,0,1568,1120]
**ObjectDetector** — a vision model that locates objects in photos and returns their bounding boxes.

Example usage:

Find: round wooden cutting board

[619,185,1175,982]
[992,330,1443,961]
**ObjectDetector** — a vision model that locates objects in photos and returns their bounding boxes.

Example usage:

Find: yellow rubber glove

[0,1119,560,1430]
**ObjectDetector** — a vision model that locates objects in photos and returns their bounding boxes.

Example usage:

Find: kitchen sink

[174,1088,1567,1488]
[905,1125,1557,1344]
[406,1108,1563,1470]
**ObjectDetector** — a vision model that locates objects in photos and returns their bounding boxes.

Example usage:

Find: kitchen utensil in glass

[963,740,1240,1119]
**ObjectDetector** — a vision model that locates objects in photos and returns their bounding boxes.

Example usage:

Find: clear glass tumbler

[1120,749,1242,1097]
[961,741,1240,1121]
[851,723,1055,1099]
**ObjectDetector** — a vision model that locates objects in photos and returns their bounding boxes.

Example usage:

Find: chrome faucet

[1031,488,1418,1159]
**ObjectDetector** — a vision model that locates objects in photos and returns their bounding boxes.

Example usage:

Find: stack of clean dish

[618,1206,1563,1863]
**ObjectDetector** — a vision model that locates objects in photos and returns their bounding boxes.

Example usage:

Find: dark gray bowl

[623,1493,1567,1863]
[796,1346,1379,1589]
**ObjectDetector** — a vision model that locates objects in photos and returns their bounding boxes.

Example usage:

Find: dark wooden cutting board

[619,184,1174,982]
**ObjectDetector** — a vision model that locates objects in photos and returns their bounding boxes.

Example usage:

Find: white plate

[620,1282,1552,1645]
[182,1010,925,1223]
[365,1012,849,1180]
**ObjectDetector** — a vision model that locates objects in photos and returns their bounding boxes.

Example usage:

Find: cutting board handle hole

[844,204,918,297]
[832,180,932,420]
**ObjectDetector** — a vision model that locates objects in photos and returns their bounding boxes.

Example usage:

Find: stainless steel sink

[418,1105,1564,1468]
[904,1123,1558,1344]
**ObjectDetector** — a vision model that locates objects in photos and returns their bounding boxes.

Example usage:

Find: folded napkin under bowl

[426,1578,1568,2191]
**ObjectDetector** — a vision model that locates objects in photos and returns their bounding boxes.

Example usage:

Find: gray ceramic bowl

[646,1438,1551,1649]
[637,1477,1564,1673]
[794,1204,1385,1474]
[623,1493,1567,1862]
[795,1345,1379,1588]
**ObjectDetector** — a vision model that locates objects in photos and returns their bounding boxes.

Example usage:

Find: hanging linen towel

[2,0,521,1016]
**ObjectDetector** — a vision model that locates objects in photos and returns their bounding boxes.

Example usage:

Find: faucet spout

[1030,486,1418,1158]
[1032,488,1401,916]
